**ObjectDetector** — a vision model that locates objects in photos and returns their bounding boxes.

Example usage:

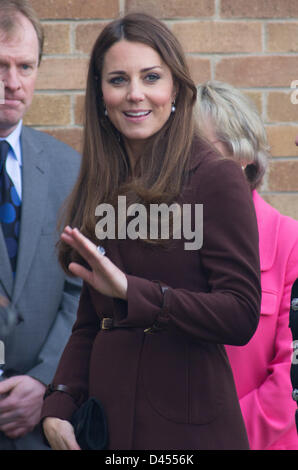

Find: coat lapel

[253,190,280,272]
[12,127,49,303]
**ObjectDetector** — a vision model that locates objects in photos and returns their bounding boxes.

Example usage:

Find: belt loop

[144,284,169,334]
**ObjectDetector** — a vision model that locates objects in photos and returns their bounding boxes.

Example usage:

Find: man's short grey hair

[0,0,44,64]
[196,80,270,190]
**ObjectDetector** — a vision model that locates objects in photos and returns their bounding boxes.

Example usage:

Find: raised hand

[61,226,128,300]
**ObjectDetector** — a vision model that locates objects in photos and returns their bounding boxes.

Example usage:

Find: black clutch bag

[70,397,108,450]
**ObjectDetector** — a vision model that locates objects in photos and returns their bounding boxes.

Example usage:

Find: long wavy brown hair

[58,13,199,273]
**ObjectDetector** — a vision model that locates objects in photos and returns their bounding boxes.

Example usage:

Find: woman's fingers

[61,226,127,299]
[68,262,94,285]
[62,227,107,270]
[62,227,97,264]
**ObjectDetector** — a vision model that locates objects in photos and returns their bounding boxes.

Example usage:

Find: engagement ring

[97,245,106,256]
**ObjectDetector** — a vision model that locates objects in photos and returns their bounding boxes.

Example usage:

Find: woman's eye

[145,73,160,83]
[109,76,126,85]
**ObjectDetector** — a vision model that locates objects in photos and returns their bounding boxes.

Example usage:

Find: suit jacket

[0,126,81,386]
[41,138,261,450]
[226,191,298,450]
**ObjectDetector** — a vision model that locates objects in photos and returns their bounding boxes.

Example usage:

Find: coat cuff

[41,391,79,423]
[113,275,169,329]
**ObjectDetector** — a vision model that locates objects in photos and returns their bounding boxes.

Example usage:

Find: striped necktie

[0,140,21,275]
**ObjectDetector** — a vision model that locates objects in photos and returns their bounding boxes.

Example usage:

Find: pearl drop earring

[102,101,108,116]
[171,101,176,113]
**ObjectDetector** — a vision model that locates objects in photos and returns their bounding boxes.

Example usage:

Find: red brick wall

[24,0,298,219]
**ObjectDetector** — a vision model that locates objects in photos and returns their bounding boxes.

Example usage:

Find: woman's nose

[127,80,145,102]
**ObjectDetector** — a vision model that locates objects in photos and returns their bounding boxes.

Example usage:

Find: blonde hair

[196,80,269,189]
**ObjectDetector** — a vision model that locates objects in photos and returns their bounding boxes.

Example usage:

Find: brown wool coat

[41,138,261,450]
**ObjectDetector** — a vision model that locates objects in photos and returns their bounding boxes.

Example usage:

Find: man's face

[0,13,39,137]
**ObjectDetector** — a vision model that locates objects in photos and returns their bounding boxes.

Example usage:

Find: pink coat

[226,191,298,450]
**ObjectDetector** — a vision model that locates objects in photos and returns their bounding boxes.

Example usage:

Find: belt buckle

[101,318,113,330]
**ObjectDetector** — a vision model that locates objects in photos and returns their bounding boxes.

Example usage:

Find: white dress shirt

[0,120,22,200]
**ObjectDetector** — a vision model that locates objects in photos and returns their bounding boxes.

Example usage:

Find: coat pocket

[141,331,222,425]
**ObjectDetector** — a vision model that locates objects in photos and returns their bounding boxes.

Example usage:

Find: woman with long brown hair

[41,13,261,450]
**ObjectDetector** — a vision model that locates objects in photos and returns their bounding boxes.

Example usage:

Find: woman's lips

[123,110,151,122]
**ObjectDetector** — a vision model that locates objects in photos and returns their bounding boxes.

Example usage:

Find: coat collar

[252,190,280,272]
[187,134,217,173]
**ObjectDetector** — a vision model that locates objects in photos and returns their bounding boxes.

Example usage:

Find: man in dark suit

[0,0,81,449]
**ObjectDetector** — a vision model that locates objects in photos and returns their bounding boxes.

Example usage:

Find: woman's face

[101,40,176,158]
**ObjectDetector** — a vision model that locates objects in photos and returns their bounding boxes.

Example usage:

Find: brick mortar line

[34,90,85,95]
[215,0,220,18]
[41,20,111,25]
[186,52,298,57]
[39,19,298,25]
[39,17,119,22]
[216,18,298,22]
[268,157,298,161]
[262,90,268,122]
[32,125,83,129]
[165,18,298,24]
[261,167,269,191]
[70,93,75,126]
[261,191,298,195]
[69,22,76,54]
[119,0,125,16]
[41,54,90,58]
[34,91,86,95]
[262,21,267,53]
[210,59,215,81]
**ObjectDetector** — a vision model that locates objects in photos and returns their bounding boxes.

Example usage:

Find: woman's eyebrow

[107,65,162,75]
